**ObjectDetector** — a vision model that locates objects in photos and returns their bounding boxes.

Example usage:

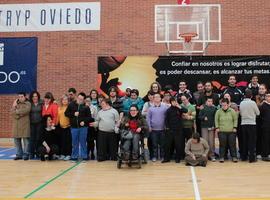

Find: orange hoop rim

[179,32,198,43]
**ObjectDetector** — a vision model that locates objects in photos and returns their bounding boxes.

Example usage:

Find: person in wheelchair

[120,105,148,160]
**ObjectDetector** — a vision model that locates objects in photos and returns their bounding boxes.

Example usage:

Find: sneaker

[63,156,71,161]
[232,157,238,163]
[219,158,224,163]
[249,159,257,163]
[200,162,207,167]
[211,157,216,162]
[81,158,89,163]
[262,157,270,162]
[152,157,157,162]
[256,155,262,160]
[59,155,65,160]
[161,159,170,163]
[14,156,22,160]
[70,158,78,162]
[23,156,29,161]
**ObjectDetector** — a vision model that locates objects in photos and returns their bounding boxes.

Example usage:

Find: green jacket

[215,108,238,132]
[181,103,196,128]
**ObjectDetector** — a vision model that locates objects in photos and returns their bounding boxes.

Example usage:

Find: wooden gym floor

[0,139,270,200]
[0,152,270,200]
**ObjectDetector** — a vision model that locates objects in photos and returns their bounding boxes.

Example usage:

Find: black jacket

[165,106,188,130]
[109,97,123,114]
[65,101,93,128]
[222,86,243,105]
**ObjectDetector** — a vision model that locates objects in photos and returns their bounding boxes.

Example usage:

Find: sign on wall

[0,2,100,32]
[0,37,37,94]
[97,56,270,97]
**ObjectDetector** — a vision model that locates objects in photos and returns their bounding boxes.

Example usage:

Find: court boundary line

[190,166,201,200]
[24,161,82,199]
[0,147,15,153]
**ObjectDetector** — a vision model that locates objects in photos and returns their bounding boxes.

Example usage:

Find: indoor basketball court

[0,0,270,200]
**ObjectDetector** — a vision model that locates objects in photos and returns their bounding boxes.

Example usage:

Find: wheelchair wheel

[117,159,122,169]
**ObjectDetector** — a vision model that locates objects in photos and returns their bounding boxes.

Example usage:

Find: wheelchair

[117,133,147,169]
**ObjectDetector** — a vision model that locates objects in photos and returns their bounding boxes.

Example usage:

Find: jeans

[122,133,141,155]
[218,132,237,159]
[30,123,42,157]
[150,130,165,159]
[14,137,30,158]
[71,127,88,159]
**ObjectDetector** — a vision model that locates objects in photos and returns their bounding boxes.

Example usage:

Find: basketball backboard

[155,4,221,54]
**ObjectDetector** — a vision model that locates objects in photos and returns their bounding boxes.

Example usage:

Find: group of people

[11,74,270,167]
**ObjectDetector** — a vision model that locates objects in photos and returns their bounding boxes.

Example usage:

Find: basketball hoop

[179,32,198,53]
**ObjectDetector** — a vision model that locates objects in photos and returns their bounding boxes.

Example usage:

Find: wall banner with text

[0,37,37,94]
[98,56,270,97]
[0,2,100,32]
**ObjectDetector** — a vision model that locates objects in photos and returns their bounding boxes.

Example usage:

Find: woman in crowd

[90,99,120,161]
[38,115,59,161]
[29,91,43,159]
[259,92,270,161]
[143,82,162,102]
[255,84,268,158]
[65,92,93,161]
[123,89,144,114]
[223,93,241,158]
[42,92,59,156]
[42,92,58,125]
[57,94,71,161]
[85,96,98,160]
[181,94,196,142]
[215,98,238,163]
[223,93,239,112]
[142,91,155,117]
[185,132,209,167]
[89,89,99,110]
[120,105,148,159]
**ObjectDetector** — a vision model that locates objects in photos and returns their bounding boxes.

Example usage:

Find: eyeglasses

[130,109,138,112]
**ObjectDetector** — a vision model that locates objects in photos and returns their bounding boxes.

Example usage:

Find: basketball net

[179,33,197,54]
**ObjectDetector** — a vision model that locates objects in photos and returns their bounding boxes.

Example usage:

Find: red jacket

[42,103,58,125]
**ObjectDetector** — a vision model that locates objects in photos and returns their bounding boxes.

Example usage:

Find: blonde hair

[59,94,69,107]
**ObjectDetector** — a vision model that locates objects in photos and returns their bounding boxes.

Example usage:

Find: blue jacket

[122,97,144,114]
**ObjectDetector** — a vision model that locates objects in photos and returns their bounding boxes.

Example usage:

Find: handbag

[120,129,133,140]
